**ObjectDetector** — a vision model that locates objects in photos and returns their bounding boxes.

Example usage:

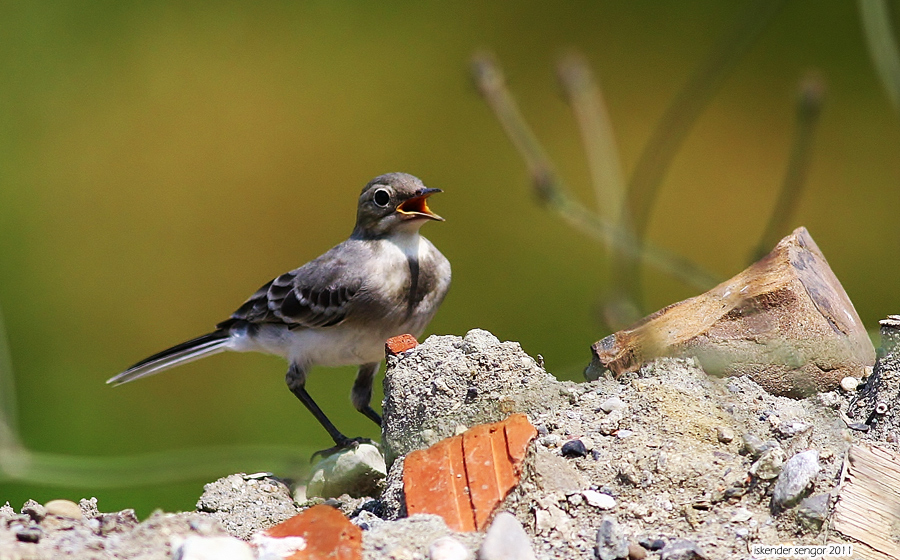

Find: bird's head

[352,173,444,239]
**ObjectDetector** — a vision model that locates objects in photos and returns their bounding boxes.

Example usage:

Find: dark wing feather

[221,243,365,330]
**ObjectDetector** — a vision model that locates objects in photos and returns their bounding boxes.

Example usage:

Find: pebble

[306,442,386,499]
[561,439,588,458]
[430,535,472,560]
[773,450,820,510]
[628,542,648,560]
[15,525,42,543]
[638,538,666,551]
[351,510,384,531]
[776,421,811,438]
[600,396,627,413]
[539,434,561,448]
[797,493,829,532]
[45,499,83,520]
[840,376,859,392]
[478,512,536,560]
[173,535,255,560]
[616,429,633,439]
[716,427,734,443]
[595,516,629,560]
[660,539,708,560]
[750,447,786,480]
[730,507,753,523]
[741,434,778,458]
[583,490,616,510]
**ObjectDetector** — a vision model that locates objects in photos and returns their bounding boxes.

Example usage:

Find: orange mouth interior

[398,196,433,216]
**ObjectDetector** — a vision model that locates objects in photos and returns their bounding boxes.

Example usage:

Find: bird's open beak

[397,188,444,221]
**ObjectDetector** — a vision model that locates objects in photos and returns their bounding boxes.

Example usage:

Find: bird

[108,172,451,453]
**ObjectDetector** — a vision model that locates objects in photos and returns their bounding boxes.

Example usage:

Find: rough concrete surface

[0,328,880,559]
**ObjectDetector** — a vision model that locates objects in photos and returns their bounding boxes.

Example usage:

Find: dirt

[1,328,885,560]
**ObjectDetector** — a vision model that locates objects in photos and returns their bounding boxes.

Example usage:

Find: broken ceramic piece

[403,414,537,531]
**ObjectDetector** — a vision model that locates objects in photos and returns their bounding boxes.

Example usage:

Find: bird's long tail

[107,330,231,386]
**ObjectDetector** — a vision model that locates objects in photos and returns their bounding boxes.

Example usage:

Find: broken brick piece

[385,334,419,356]
[254,504,362,560]
[404,413,537,531]
[403,434,474,531]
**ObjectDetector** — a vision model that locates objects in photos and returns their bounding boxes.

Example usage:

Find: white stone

[599,396,626,413]
[840,376,859,392]
[430,536,472,560]
[731,507,753,523]
[480,512,536,560]
[582,490,616,510]
[306,443,386,498]
[172,536,254,560]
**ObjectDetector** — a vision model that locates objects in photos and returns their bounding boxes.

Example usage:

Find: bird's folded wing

[222,250,364,329]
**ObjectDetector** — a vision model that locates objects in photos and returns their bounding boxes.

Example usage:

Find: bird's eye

[373,188,391,207]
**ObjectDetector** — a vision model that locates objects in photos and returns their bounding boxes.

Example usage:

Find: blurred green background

[2,2,899,517]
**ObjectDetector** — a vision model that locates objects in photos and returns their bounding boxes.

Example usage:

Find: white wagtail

[108,172,451,451]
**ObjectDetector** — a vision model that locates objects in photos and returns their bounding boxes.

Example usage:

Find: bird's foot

[311,436,379,462]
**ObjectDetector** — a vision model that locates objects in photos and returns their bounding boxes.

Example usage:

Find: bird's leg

[285,363,351,448]
[351,362,382,426]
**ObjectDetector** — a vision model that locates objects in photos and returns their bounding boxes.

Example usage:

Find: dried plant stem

[0,444,312,488]
[859,0,900,112]
[556,53,628,223]
[751,76,825,262]
[472,53,719,291]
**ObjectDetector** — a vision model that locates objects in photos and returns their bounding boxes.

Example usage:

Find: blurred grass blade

[751,75,825,262]
[859,0,900,112]
[557,52,628,223]
[0,304,21,450]
[0,444,315,488]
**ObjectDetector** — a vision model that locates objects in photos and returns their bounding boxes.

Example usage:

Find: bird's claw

[311,436,379,462]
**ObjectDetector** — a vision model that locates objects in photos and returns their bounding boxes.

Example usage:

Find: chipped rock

[595,516,629,560]
[628,542,648,560]
[382,329,559,465]
[561,439,588,458]
[750,447,786,480]
[716,427,734,443]
[660,539,708,560]
[583,490,616,510]
[307,443,387,499]
[730,507,753,523]
[539,434,561,448]
[479,511,536,560]
[429,535,471,560]
[172,535,254,560]
[600,396,627,413]
[772,450,819,510]
[797,493,829,532]
[776,420,811,438]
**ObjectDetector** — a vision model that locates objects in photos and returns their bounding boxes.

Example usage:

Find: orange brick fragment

[260,504,362,560]
[385,334,419,356]
[404,413,537,531]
